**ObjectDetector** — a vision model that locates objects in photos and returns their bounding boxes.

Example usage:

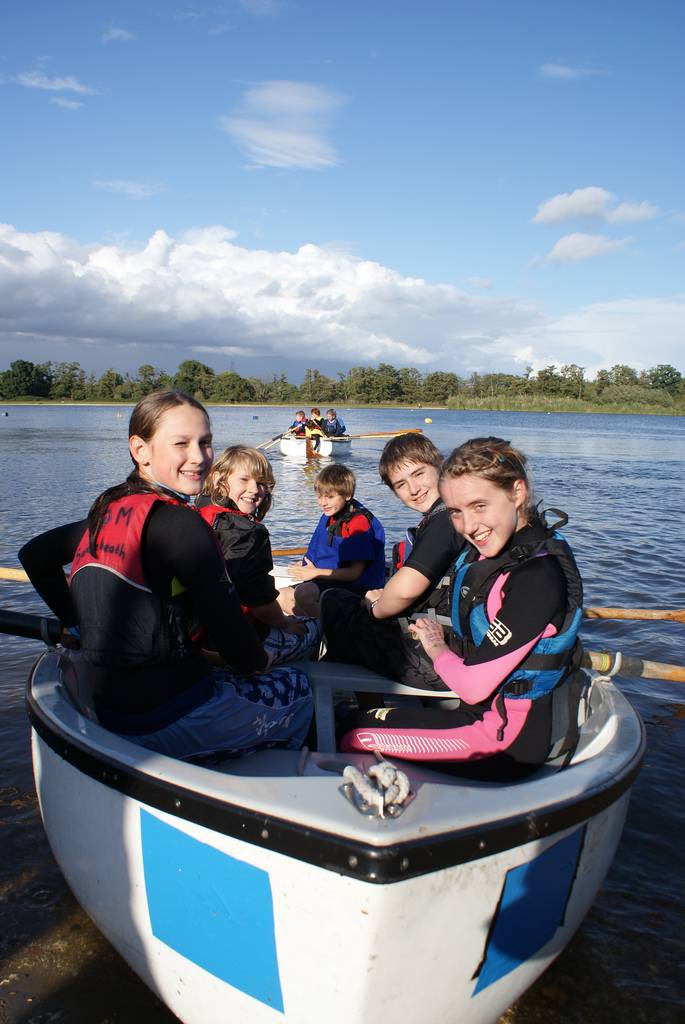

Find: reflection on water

[0,406,683,1022]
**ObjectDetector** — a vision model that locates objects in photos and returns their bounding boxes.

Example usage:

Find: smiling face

[129,403,213,496]
[440,472,527,558]
[222,462,270,516]
[316,488,349,518]
[386,459,440,514]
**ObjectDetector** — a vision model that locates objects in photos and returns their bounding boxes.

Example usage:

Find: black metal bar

[0,608,61,643]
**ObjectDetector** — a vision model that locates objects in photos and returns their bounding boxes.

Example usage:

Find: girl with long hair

[19,390,312,759]
[338,437,584,779]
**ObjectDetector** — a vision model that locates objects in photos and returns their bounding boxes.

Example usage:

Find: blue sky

[1,0,683,381]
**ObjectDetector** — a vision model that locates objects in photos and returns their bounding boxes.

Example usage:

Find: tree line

[0,357,683,410]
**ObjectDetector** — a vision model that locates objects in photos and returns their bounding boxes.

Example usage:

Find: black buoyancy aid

[70,492,202,672]
[197,499,262,619]
[449,510,584,746]
[197,498,250,532]
[390,502,453,617]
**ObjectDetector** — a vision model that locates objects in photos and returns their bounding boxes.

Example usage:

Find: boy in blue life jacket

[323,408,346,436]
[320,434,466,688]
[285,464,385,618]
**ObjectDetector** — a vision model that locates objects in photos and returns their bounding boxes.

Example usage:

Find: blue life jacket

[305,499,386,592]
[449,510,583,738]
[324,416,346,436]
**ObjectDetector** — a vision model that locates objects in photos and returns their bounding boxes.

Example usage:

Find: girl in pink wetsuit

[338,437,584,780]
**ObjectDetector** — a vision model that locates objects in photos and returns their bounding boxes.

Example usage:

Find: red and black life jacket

[304,499,386,591]
[70,492,204,673]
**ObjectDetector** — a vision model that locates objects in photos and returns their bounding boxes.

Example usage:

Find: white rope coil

[342,758,411,818]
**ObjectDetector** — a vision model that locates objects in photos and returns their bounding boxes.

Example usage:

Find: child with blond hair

[197,445,319,663]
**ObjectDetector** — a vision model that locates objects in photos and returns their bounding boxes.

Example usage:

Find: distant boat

[280,435,352,458]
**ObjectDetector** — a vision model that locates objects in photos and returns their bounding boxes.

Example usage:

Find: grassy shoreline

[1,398,683,416]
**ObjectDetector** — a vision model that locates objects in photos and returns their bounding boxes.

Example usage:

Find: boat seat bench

[304,661,454,753]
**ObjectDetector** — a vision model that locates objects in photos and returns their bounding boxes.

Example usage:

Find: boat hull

[279,435,352,458]
[28,653,644,1024]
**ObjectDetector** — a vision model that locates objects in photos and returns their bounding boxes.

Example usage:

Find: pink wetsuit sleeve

[432,570,557,703]
[433,636,542,703]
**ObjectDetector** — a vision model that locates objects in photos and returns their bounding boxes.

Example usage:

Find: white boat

[279,434,352,458]
[27,645,643,1024]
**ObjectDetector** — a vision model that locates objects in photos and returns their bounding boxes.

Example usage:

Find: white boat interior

[26,620,644,1024]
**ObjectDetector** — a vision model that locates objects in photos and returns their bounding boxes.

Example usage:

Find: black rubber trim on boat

[27,684,645,886]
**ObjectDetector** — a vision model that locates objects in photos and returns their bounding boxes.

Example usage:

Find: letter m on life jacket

[115,505,133,527]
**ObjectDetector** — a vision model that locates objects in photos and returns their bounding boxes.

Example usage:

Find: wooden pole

[1,551,308,584]
[333,428,423,441]
[584,606,685,624]
[583,648,685,683]
[255,433,285,451]
[3,561,685,622]
[1,605,683,684]
[0,567,29,582]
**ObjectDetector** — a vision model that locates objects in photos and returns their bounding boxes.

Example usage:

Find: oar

[582,649,685,683]
[333,429,424,441]
[0,567,28,582]
[1,551,308,584]
[584,606,685,623]
[1,605,683,685]
[2,562,685,619]
[255,432,286,451]
[0,609,62,643]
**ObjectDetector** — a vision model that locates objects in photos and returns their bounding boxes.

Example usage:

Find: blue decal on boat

[140,809,284,1012]
[473,825,585,994]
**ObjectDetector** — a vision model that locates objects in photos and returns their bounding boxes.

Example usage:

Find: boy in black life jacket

[320,434,465,687]
[285,464,385,618]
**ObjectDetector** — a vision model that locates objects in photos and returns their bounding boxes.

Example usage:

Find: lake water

[0,405,683,1023]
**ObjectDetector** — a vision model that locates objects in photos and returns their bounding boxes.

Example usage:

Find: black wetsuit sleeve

[404,509,466,583]
[144,505,268,673]
[18,520,86,626]
[214,517,278,607]
[462,557,567,666]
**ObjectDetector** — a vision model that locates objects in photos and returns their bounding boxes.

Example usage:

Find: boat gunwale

[27,660,646,885]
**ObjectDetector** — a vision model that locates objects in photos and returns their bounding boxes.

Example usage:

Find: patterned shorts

[262,617,321,665]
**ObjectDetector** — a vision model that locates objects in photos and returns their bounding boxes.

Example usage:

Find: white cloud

[15,70,97,94]
[50,97,83,110]
[466,277,494,290]
[605,201,660,223]
[545,233,630,263]
[539,63,608,80]
[534,187,613,224]
[220,80,344,169]
[102,26,136,43]
[92,179,167,200]
[533,186,659,225]
[537,298,685,375]
[0,224,681,379]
